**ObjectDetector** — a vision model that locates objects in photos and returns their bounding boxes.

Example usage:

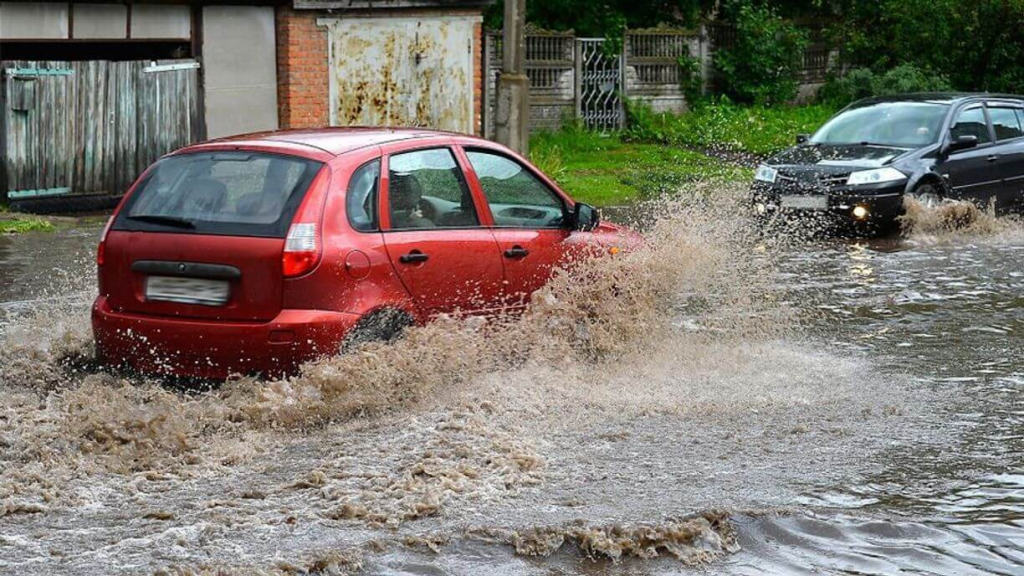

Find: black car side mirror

[948,134,979,152]
[572,202,600,232]
[796,133,810,144]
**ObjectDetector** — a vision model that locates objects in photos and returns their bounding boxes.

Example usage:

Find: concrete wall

[0,2,191,40]
[71,4,128,40]
[202,5,279,138]
[0,2,69,38]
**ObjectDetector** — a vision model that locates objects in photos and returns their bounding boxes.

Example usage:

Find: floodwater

[0,193,1021,575]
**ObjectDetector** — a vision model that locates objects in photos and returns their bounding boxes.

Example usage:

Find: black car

[751,93,1024,229]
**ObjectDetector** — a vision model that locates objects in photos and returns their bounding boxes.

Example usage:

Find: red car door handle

[504,246,529,259]
[399,251,429,264]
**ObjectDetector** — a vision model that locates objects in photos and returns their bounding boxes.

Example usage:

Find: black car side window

[346,159,381,232]
[950,107,992,144]
[988,106,1024,141]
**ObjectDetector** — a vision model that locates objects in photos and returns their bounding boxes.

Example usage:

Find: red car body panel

[92,128,639,379]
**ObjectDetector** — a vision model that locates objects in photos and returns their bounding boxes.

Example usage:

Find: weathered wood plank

[3,58,201,199]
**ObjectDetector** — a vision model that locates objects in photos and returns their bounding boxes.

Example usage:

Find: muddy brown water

[0,195,1021,575]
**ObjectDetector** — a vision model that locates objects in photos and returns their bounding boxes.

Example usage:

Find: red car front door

[379,146,506,316]
[459,147,577,306]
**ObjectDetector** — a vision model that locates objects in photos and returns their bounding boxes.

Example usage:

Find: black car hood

[770,144,912,169]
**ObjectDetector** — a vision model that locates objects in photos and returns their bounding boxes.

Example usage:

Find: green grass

[531,125,750,207]
[625,99,837,156]
[0,217,56,234]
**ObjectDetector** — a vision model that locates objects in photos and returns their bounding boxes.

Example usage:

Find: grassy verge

[0,215,57,234]
[531,125,750,207]
[625,99,837,156]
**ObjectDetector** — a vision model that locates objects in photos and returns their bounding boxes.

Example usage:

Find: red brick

[276,7,329,129]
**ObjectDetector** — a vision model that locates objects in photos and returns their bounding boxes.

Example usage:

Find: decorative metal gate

[575,39,623,131]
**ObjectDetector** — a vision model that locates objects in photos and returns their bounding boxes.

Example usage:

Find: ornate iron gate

[575,39,623,131]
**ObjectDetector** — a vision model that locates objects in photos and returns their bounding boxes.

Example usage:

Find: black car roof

[853,93,1024,106]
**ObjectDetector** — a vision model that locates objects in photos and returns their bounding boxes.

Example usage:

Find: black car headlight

[846,167,906,186]
[754,164,779,184]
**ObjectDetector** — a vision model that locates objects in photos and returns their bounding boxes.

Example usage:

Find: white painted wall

[201,5,279,139]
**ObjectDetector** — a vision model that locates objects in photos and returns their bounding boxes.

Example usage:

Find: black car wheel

[341,309,414,352]
[907,183,944,208]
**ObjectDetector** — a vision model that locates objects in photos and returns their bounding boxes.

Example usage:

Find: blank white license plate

[781,195,829,210]
[146,276,230,306]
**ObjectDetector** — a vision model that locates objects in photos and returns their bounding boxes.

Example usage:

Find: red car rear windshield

[113,151,324,238]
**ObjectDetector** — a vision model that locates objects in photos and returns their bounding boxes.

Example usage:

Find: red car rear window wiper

[126,214,196,229]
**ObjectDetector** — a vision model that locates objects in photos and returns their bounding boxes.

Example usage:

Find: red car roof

[181,127,477,159]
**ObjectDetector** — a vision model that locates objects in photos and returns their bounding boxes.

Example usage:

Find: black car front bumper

[751,180,906,225]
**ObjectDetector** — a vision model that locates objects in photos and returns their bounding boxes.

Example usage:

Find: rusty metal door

[325,17,476,133]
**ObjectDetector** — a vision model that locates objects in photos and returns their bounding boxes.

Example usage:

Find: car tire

[907,183,944,208]
[341,309,414,352]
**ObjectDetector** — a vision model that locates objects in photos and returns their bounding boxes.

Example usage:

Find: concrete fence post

[494,0,529,155]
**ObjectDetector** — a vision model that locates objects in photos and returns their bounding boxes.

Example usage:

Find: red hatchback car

[92,128,633,379]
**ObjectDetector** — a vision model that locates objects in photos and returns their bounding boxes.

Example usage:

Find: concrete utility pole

[494,0,530,155]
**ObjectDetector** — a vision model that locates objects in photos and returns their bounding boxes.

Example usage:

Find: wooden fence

[1,59,202,202]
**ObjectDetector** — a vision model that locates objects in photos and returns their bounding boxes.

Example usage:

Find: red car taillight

[282,166,331,278]
[283,222,320,277]
[96,215,114,267]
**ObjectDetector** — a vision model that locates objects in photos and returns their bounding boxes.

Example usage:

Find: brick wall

[276,7,329,129]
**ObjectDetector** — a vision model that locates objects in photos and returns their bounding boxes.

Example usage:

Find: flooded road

[0,197,1021,575]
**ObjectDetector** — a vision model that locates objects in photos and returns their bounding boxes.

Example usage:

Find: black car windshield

[811,102,950,148]
[114,152,323,238]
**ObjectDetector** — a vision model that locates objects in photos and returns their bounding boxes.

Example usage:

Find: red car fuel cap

[344,250,372,280]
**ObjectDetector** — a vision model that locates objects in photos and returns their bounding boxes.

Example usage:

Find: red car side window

[465,150,566,229]
[387,148,481,230]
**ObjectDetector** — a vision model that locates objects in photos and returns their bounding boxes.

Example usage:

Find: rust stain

[330,19,473,131]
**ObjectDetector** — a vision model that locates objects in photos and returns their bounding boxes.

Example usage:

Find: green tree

[829,0,1024,92]
[715,1,809,105]
[486,0,716,37]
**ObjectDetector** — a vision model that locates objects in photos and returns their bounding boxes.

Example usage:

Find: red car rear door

[379,144,506,317]
[458,146,575,306]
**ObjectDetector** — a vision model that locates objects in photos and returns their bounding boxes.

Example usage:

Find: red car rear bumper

[92,296,360,379]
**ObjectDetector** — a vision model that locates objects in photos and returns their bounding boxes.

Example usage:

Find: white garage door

[325,16,476,134]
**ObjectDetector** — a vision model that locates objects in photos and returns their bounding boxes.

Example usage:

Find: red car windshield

[113,151,323,237]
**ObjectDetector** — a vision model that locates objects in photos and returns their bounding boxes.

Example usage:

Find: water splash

[0,184,934,574]
[899,196,1024,242]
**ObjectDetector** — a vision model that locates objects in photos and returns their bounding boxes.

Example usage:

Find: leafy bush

[818,64,954,107]
[715,1,809,106]
[677,54,704,107]
[625,98,835,156]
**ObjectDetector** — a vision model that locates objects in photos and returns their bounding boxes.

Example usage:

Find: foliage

[624,98,836,156]
[818,64,954,107]
[677,54,704,106]
[828,0,1024,93]
[485,1,715,38]
[714,0,809,106]
[0,217,56,234]
[530,127,748,206]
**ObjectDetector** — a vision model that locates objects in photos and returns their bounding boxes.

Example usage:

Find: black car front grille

[774,170,850,192]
